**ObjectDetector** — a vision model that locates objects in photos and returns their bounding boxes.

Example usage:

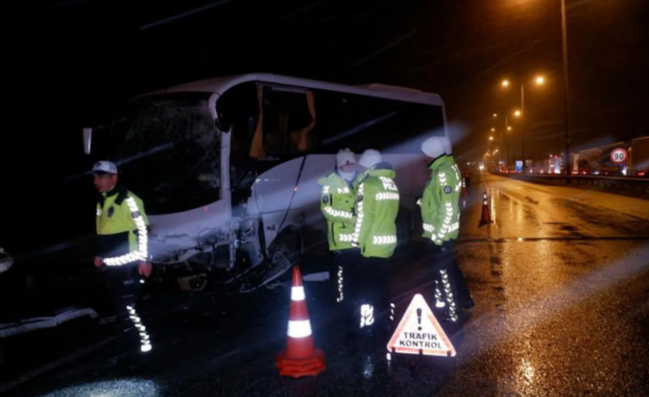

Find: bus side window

[215,82,259,192]
[317,90,445,154]
[262,87,317,154]
[317,91,399,153]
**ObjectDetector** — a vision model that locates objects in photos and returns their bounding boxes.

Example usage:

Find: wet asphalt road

[2,172,649,397]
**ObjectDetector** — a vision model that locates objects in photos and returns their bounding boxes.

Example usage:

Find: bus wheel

[396,207,413,245]
[269,228,302,269]
[251,228,303,290]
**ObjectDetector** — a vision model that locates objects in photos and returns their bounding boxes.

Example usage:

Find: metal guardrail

[494,172,649,193]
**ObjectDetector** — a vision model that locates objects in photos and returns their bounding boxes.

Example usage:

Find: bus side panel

[383,153,429,212]
[255,154,332,254]
[253,157,302,214]
[293,154,336,253]
[148,200,230,259]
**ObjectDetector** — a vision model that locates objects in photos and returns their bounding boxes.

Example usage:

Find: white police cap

[92,161,118,174]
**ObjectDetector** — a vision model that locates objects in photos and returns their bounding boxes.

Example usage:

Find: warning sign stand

[386,294,456,357]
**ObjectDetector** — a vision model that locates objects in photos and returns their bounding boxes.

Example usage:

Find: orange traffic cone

[479,191,494,225]
[275,266,326,377]
[461,178,469,196]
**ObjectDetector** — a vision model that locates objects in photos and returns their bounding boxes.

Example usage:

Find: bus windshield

[92,92,221,215]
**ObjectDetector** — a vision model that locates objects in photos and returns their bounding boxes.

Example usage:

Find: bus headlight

[0,246,14,274]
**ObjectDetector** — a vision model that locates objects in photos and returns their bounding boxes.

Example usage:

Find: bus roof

[136,73,444,107]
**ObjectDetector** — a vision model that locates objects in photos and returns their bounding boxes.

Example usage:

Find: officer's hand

[94,257,103,267]
[138,262,153,277]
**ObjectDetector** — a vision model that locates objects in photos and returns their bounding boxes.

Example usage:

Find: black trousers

[342,254,391,334]
[105,266,140,318]
[104,266,152,352]
[426,241,472,321]
[330,248,359,306]
[445,241,473,308]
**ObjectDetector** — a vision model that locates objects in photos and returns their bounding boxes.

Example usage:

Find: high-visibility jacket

[420,155,461,245]
[317,171,357,250]
[96,186,149,266]
[352,164,400,258]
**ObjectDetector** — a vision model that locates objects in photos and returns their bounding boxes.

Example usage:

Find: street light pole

[500,126,503,168]
[561,0,571,177]
[505,115,509,169]
[521,84,525,172]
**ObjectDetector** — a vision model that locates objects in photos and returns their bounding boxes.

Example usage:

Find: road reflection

[37,379,160,397]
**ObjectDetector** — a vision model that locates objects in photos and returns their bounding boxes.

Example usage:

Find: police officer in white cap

[349,149,400,338]
[92,160,154,354]
[419,137,473,324]
[317,149,359,328]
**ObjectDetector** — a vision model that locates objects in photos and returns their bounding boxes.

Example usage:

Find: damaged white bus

[83,73,449,291]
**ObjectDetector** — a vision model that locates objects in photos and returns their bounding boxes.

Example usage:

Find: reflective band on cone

[275,265,326,377]
[288,320,312,338]
[479,191,494,225]
[291,286,305,301]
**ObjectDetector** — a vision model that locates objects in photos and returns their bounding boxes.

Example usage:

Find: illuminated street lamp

[505,0,568,175]
[507,126,512,131]
[489,136,494,141]
[500,75,546,171]
[491,127,495,131]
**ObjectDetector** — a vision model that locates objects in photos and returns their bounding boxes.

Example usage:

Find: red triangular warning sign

[387,294,456,357]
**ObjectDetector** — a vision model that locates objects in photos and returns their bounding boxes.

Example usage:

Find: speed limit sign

[610,148,628,163]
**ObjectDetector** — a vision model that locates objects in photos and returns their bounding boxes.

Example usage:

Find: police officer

[317,149,359,315]
[441,137,474,310]
[420,137,472,324]
[351,149,400,336]
[92,161,153,353]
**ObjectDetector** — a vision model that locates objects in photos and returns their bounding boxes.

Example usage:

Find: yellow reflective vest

[96,186,149,266]
[420,156,461,245]
[352,165,400,258]
[317,171,357,250]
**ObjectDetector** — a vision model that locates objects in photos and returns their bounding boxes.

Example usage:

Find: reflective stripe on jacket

[317,171,357,250]
[421,155,461,245]
[96,186,149,265]
[352,164,400,258]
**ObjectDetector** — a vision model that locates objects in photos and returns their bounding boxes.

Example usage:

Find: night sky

[2,0,648,252]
